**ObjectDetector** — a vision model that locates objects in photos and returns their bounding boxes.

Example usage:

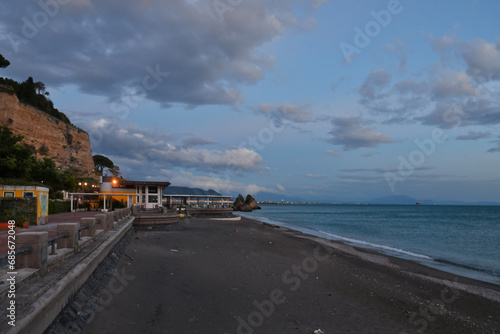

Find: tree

[0,126,36,179]
[0,126,74,194]
[34,81,46,95]
[0,54,9,69]
[17,77,37,105]
[93,154,114,174]
[109,165,121,178]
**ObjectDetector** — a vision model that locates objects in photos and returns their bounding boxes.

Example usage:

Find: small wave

[434,258,500,277]
[239,213,433,260]
[318,230,433,260]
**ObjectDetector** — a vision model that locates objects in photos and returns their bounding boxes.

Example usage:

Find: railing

[0,245,33,268]
[0,207,134,272]
[78,224,89,241]
[47,232,69,255]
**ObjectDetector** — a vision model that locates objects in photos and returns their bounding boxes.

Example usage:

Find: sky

[1,0,500,203]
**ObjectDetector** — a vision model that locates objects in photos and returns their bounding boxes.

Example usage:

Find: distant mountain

[251,191,308,203]
[369,195,499,206]
[163,186,222,196]
[369,195,421,205]
[432,200,500,206]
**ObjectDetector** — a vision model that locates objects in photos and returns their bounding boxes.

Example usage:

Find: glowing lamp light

[112,179,118,185]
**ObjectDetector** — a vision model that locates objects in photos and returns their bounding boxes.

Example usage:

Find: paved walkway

[0,211,98,256]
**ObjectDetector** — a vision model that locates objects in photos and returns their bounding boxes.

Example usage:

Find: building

[0,185,49,225]
[98,177,172,209]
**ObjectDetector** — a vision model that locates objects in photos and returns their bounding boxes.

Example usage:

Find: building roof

[120,180,171,187]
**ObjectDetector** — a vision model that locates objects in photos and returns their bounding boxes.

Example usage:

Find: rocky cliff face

[0,92,94,177]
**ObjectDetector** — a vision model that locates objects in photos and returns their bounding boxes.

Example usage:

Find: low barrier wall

[0,207,135,334]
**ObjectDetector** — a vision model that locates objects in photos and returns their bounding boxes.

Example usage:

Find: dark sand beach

[83,216,500,333]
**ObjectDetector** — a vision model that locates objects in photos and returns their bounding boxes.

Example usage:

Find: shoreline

[83,216,500,333]
[235,211,500,287]
[244,216,500,303]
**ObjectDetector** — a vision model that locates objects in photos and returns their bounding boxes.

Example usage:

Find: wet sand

[83,217,500,333]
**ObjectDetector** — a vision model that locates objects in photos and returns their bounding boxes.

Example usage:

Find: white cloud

[305,173,328,179]
[432,70,479,98]
[159,170,278,196]
[88,120,264,173]
[461,39,500,81]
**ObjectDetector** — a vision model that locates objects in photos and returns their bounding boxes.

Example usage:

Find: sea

[236,204,500,286]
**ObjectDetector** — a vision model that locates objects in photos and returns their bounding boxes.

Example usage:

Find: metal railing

[78,224,89,241]
[47,232,69,255]
[0,245,33,268]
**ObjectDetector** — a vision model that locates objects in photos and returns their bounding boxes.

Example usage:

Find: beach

[82,216,500,333]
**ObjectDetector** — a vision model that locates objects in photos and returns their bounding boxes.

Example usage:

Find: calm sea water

[237,204,500,285]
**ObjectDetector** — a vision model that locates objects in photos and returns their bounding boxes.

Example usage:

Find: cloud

[325,150,341,157]
[305,173,328,179]
[87,119,264,173]
[180,135,218,149]
[432,70,479,98]
[276,183,286,192]
[358,69,392,101]
[385,38,407,71]
[311,0,328,9]
[256,103,312,123]
[487,136,500,153]
[455,131,491,141]
[340,166,435,174]
[488,147,500,153]
[460,39,500,81]
[420,99,500,129]
[159,169,279,195]
[0,0,320,108]
[327,116,393,151]
[429,34,458,53]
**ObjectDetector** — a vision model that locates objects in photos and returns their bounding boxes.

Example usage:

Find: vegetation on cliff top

[0,53,71,124]
[0,125,77,196]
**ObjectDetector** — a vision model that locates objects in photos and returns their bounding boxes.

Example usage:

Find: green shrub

[49,200,71,214]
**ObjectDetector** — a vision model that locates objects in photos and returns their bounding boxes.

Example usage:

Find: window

[148,195,158,203]
[3,191,14,198]
[148,186,158,194]
[23,192,34,198]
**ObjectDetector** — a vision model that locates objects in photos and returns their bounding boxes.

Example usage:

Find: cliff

[0,92,94,177]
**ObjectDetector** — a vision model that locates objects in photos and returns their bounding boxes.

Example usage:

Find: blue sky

[1,0,500,202]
